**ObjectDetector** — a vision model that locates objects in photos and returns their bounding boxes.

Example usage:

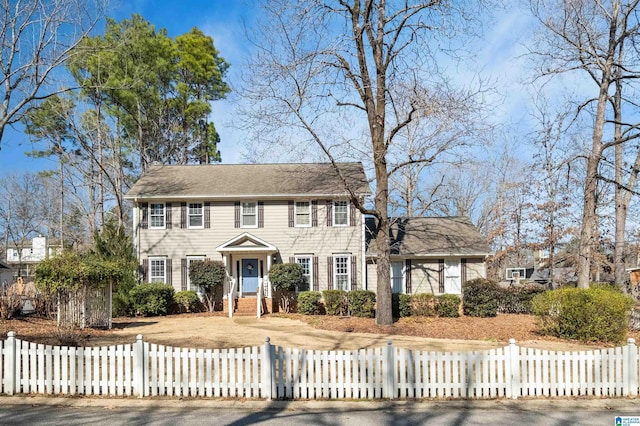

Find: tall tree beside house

[0,0,105,146]
[241,1,491,325]
[528,0,640,288]
[68,15,230,174]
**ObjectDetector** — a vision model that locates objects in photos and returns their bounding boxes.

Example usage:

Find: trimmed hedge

[436,294,461,318]
[411,293,436,317]
[323,290,348,316]
[463,278,501,317]
[174,290,201,313]
[392,294,412,318]
[129,283,175,316]
[348,290,376,318]
[298,291,322,315]
[532,286,634,343]
[498,285,547,314]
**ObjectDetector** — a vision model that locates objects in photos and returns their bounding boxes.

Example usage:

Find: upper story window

[149,257,166,283]
[149,203,165,229]
[188,203,203,228]
[295,201,311,227]
[334,255,350,291]
[333,201,349,226]
[241,202,257,227]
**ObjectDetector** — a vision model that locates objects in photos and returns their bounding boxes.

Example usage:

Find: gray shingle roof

[125,163,371,199]
[366,216,491,257]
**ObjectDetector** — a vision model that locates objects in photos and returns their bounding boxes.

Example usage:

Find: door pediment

[216,233,277,253]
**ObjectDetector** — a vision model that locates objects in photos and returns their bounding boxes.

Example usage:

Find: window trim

[294,201,311,227]
[333,254,351,291]
[188,203,204,229]
[187,255,206,292]
[333,200,349,227]
[149,203,166,229]
[241,201,258,228]
[148,257,167,283]
[294,254,313,291]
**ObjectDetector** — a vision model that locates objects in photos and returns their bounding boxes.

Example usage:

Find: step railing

[227,276,236,318]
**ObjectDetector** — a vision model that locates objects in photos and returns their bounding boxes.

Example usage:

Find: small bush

[392,293,412,318]
[323,290,347,316]
[411,293,436,317]
[0,284,22,320]
[463,278,501,317]
[498,285,547,314]
[174,290,202,313]
[129,283,175,316]
[54,326,86,347]
[436,294,461,318]
[298,291,322,315]
[348,290,376,318]
[532,286,634,343]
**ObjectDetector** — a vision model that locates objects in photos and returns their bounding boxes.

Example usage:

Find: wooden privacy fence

[1,332,638,399]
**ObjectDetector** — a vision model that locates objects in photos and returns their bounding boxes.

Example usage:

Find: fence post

[383,340,396,399]
[627,338,638,397]
[133,334,145,398]
[4,332,16,395]
[263,337,274,400]
[508,338,520,400]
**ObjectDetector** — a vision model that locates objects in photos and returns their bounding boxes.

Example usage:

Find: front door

[242,258,259,294]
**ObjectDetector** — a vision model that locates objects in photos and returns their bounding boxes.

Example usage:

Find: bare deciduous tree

[0,0,104,145]
[241,1,488,325]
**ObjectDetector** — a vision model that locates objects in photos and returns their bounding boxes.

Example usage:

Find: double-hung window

[241,202,257,227]
[149,203,165,229]
[295,255,312,291]
[334,255,350,291]
[295,201,311,227]
[188,203,203,228]
[149,257,166,283]
[391,261,404,293]
[333,201,348,226]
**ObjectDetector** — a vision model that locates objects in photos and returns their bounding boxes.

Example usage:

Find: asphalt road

[0,397,638,425]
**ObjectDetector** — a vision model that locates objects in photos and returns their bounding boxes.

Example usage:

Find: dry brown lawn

[1,312,638,352]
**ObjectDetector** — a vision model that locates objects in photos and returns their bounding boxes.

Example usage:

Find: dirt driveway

[98,315,598,352]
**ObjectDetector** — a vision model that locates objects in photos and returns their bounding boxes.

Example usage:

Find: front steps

[224,297,274,317]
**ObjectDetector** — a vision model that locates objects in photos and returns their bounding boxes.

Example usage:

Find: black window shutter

[166,259,172,286]
[181,259,188,291]
[234,202,240,228]
[350,256,357,291]
[311,200,318,227]
[258,201,264,228]
[326,200,333,227]
[438,259,445,293]
[461,258,468,284]
[313,256,319,291]
[327,256,333,290]
[204,202,211,229]
[165,203,172,229]
[140,259,148,282]
[140,203,148,229]
[349,201,356,227]
[405,259,412,294]
[288,201,294,227]
[180,202,187,229]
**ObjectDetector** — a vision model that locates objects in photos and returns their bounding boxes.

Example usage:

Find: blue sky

[0,0,252,176]
[0,1,536,178]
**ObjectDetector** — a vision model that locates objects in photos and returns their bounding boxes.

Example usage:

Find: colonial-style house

[125,163,490,315]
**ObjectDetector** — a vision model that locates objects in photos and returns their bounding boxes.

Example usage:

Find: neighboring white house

[125,163,490,316]
[5,236,60,277]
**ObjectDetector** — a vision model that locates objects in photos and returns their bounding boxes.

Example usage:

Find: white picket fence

[1,332,638,399]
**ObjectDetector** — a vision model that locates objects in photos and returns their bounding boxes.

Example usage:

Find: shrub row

[127,284,204,316]
[392,293,461,318]
[297,290,376,318]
